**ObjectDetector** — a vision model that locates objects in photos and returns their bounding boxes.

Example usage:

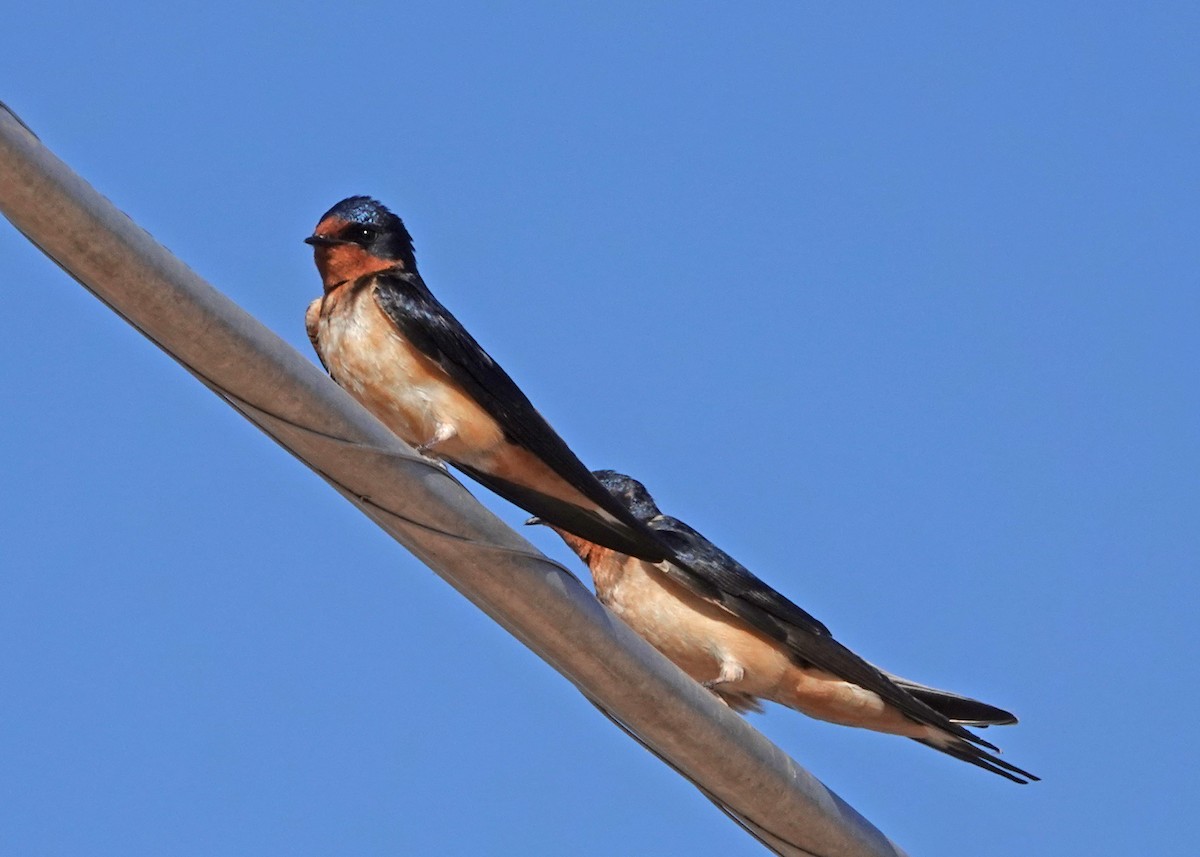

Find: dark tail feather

[455,463,669,562]
[881,670,1018,726]
[914,736,1040,784]
[895,685,1017,727]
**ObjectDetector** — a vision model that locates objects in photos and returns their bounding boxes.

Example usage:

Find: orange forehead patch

[315,215,347,231]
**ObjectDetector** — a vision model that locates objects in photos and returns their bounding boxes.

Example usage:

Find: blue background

[2,4,1196,855]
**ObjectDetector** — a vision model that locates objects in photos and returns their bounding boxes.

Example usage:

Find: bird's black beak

[524,516,544,527]
[304,234,348,247]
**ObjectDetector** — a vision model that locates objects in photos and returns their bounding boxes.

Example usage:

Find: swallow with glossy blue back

[531,470,1038,784]
[304,196,670,562]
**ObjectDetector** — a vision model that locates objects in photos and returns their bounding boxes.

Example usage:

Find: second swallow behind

[532,470,1037,783]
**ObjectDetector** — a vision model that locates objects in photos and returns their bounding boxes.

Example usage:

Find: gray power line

[0,101,907,857]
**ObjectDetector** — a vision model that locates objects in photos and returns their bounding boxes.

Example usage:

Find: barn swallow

[530,470,1037,784]
[304,196,670,562]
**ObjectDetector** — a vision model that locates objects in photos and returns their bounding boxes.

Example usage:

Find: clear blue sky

[2,4,1196,855]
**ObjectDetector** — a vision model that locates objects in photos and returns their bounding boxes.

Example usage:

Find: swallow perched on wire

[304,196,670,562]
[530,470,1037,784]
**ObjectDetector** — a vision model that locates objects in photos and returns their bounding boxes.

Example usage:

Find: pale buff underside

[579,539,951,743]
[308,281,599,512]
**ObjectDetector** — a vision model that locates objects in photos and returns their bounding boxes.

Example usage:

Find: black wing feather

[883,671,1018,726]
[371,271,668,562]
[455,463,676,560]
[648,516,831,639]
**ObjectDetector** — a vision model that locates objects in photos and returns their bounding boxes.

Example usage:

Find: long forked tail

[915,733,1040,784]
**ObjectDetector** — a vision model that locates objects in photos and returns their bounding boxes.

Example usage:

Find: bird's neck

[315,245,403,293]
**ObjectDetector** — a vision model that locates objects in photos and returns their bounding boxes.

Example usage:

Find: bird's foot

[414,423,456,459]
[701,660,746,693]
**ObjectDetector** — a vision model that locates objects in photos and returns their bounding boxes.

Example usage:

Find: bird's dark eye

[350,225,376,245]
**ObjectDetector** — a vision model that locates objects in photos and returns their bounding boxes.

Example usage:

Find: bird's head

[525,471,660,566]
[305,196,417,290]
[591,470,662,523]
[525,470,662,534]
